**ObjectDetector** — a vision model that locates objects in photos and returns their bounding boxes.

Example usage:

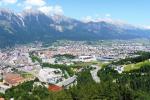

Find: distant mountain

[0,8,150,48]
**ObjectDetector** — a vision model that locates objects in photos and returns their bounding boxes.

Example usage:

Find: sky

[0,0,150,27]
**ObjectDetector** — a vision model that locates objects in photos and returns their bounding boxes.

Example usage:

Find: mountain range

[0,8,150,48]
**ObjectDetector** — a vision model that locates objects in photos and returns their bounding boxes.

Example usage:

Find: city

[0,40,150,99]
[0,0,150,99]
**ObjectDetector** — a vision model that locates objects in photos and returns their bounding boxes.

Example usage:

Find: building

[56,75,77,89]
[3,73,24,86]
[97,56,115,62]
[0,84,11,94]
[0,98,5,100]
[114,66,124,74]
[38,68,63,84]
[78,56,96,62]
[48,85,63,92]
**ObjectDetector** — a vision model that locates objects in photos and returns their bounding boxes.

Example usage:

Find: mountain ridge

[0,8,150,48]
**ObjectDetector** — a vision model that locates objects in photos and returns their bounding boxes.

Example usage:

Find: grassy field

[74,61,105,67]
[123,60,150,72]
[20,72,34,79]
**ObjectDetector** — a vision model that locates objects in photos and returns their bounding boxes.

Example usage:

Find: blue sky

[0,0,150,27]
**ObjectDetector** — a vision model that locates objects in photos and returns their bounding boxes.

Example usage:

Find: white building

[114,66,124,74]
[78,55,96,62]
[38,68,63,84]
[56,75,77,88]
[0,84,11,94]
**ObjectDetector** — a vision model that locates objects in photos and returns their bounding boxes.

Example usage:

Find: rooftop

[4,73,24,85]
[48,85,63,92]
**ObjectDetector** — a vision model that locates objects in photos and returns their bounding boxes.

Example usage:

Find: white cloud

[38,5,64,15]
[147,26,150,29]
[82,13,113,22]
[24,0,46,7]
[52,5,63,15]
[0,0,17,4]
[82,16,94,22]
[105,13,111,17]
[38,6,53,15]
[22,0,64,15]
[144,26,150,29]
[0,0,64,16]
[24,6,32,10]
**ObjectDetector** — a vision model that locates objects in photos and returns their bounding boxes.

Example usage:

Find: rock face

[0,8,150,48]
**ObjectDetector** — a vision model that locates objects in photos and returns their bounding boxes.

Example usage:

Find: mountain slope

[0,9,150,48]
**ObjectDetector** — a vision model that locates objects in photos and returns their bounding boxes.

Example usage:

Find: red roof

[4,73,24,85]
[0,98,5,100]
[48,85,63,92]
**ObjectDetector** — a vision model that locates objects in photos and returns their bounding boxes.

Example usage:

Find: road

[90,65,101,83]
